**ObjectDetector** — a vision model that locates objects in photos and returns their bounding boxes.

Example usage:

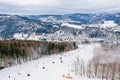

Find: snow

[101,20,117,28]
[52,25,59,28]
[0,16,11,18]
[114,29,120,32]
[61,23,84,29]
[13,33,28,40]
[13,33,40,41]
[0,43,101,80]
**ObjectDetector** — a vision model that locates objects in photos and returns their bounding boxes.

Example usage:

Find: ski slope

[0,43,100,80]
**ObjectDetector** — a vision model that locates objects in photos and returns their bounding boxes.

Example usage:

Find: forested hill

[0,40,77,69]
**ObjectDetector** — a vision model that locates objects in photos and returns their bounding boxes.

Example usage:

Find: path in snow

[0,43,100,80]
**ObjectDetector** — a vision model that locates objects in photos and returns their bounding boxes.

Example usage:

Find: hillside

[0,40,77,68]
[0,43,99,80]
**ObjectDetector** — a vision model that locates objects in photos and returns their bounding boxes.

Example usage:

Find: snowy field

[0,43,101,80]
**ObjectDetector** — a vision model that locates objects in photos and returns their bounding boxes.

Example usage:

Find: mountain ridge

[0,13,120,39]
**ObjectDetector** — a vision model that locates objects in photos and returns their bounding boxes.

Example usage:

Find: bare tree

[111,62,116,80]
[106,63,110,80]
[101,64,105,79]
[118,63,120,79]
[87,62,92,78]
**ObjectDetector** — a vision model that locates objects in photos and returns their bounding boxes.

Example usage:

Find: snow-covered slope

[0,44,100,80]
[61,23,83,29]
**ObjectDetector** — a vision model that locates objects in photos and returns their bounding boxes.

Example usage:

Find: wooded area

[0,40,77,69]
[73,43,120,80]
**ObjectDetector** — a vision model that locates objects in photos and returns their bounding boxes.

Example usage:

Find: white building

[101,20,117,28]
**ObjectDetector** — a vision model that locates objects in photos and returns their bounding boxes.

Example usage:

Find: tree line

[0,40,77,69]
[73,43,120,80]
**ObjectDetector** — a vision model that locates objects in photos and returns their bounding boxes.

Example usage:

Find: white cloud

[0,0,120,14]
[0,0,58,6]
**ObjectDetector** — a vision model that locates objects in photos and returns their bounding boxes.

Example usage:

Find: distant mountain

[0,14,60,38]
[26,13,120,24]
[0,13,120,39]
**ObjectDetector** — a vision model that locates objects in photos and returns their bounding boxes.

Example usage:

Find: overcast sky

[0,0,120,15]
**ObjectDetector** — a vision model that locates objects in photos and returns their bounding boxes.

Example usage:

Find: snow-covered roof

[101,20,117,28]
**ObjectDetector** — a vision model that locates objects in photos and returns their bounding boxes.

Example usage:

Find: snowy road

[0,43,100,80]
